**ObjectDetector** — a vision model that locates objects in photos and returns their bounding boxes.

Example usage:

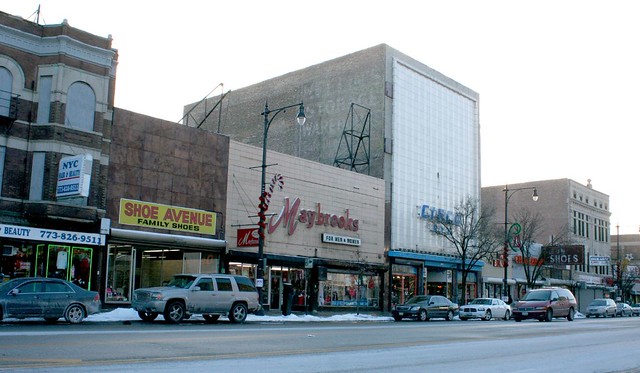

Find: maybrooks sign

[119,199,216,235]
[237,228,259,247]
[268,197,359,236]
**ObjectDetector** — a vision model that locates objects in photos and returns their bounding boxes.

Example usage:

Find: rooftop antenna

[28,5,42,24]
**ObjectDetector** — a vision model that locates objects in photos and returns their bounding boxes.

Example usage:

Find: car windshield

[522,290,551,301]
[166,275,197,289]
[405,296,431,304]
[590,300,606,306]
[470,298,491,305]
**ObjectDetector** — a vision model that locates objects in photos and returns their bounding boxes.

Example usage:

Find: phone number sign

[1,224,105,246]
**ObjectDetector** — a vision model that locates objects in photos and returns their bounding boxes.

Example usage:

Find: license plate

[398,312,404,316]
[522,311,528,316]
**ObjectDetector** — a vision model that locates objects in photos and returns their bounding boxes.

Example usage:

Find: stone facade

[107,108,229,238]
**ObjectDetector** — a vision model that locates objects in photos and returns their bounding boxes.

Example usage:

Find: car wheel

[203,314,220,323]
[586,314,591,318]
[418,309,428,322]
[445,310,454,321]
[164,301,186,324]
[138,311,158,322]
[544,309,553,322]
[393,316,402,322]
[64,304,85,324]
[514,317,522,322]
[483,310,492,321]
[503,310,511,321]
[229,303,248,323]
[459,317,468,321]
[567,307,575,321]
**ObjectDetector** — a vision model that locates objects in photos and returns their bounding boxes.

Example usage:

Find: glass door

[106,246,136,303]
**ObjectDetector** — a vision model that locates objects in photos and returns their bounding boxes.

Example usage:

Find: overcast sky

[4,1,639,234]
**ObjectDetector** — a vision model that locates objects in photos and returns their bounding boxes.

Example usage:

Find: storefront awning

[110,228,226,249]
[388,250,484,271]
[483,277,515,285]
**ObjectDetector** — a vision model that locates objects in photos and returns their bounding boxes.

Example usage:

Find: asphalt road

[1,316,639,372]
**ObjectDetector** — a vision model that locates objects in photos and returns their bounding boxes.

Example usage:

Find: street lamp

[502,185,539,301]
[256,100,306,312]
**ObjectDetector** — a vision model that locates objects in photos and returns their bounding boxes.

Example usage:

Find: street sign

[305,258,314,268]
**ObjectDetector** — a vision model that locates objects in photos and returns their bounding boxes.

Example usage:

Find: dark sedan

[392,295,458,321]
[0,277,101,323]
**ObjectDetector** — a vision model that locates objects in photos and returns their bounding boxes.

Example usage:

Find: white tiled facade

[391,59,480,253]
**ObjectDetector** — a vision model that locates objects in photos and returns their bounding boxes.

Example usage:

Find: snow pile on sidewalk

[82,308,394,322]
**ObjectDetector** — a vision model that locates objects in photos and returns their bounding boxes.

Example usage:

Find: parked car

[616,302,633,317]
[630,303,640,316]
[132,274,260,324]
[459,297,511,321]
[585,298,617,318]
[392,295,458,321]
[0,277,101,324]
[511,287,577,322]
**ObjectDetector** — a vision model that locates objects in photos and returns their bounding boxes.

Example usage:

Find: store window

[136,247,220,289]
[0,244,34,279]
[106,245,135,303]
[34,244,93,289]
[319,272,379,308]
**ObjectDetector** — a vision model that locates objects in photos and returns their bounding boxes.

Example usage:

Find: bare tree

[511,209,547,289]
[429,197,501,305]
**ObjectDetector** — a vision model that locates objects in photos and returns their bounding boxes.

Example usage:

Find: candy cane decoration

[257,173,284,239]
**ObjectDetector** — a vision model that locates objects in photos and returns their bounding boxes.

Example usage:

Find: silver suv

[132,274,259,324]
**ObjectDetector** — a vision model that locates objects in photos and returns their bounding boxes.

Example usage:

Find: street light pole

[502,185,539,301]
[256,100,306,313]
[616,224,621,301]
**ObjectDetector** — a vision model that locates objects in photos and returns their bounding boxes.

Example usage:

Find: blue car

[0,277,101,323]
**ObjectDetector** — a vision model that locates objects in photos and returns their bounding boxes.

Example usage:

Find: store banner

[0,223,105,246]
[237,228,259,247]
[119,198,216,235]
[56,154,93,198]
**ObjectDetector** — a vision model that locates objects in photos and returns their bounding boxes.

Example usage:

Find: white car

[459,297,511,321]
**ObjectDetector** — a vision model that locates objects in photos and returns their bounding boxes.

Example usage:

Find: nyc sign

[56,154,93,198]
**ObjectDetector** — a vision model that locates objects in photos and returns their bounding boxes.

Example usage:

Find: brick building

[0,11,116,290]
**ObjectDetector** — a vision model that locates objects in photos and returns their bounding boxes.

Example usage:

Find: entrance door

[106,246,136,303]
[392,274,416,305]
[270,269,282,310]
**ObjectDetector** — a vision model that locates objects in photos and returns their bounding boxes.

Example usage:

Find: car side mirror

[9,289,19,295]
[192,286,201,291]
[551,298,558,302]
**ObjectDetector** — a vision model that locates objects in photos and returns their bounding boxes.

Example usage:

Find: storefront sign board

[0,223,105,246]
[119,198,216,235]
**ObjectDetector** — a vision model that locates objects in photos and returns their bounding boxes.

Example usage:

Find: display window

[0,243,34,279]
[319,272,379,308]
[392,274,417,305]
[33,244,93,289]
[104,244,222,304]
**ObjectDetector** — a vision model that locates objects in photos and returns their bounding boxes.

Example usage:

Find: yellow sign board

[119,198,216,235]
